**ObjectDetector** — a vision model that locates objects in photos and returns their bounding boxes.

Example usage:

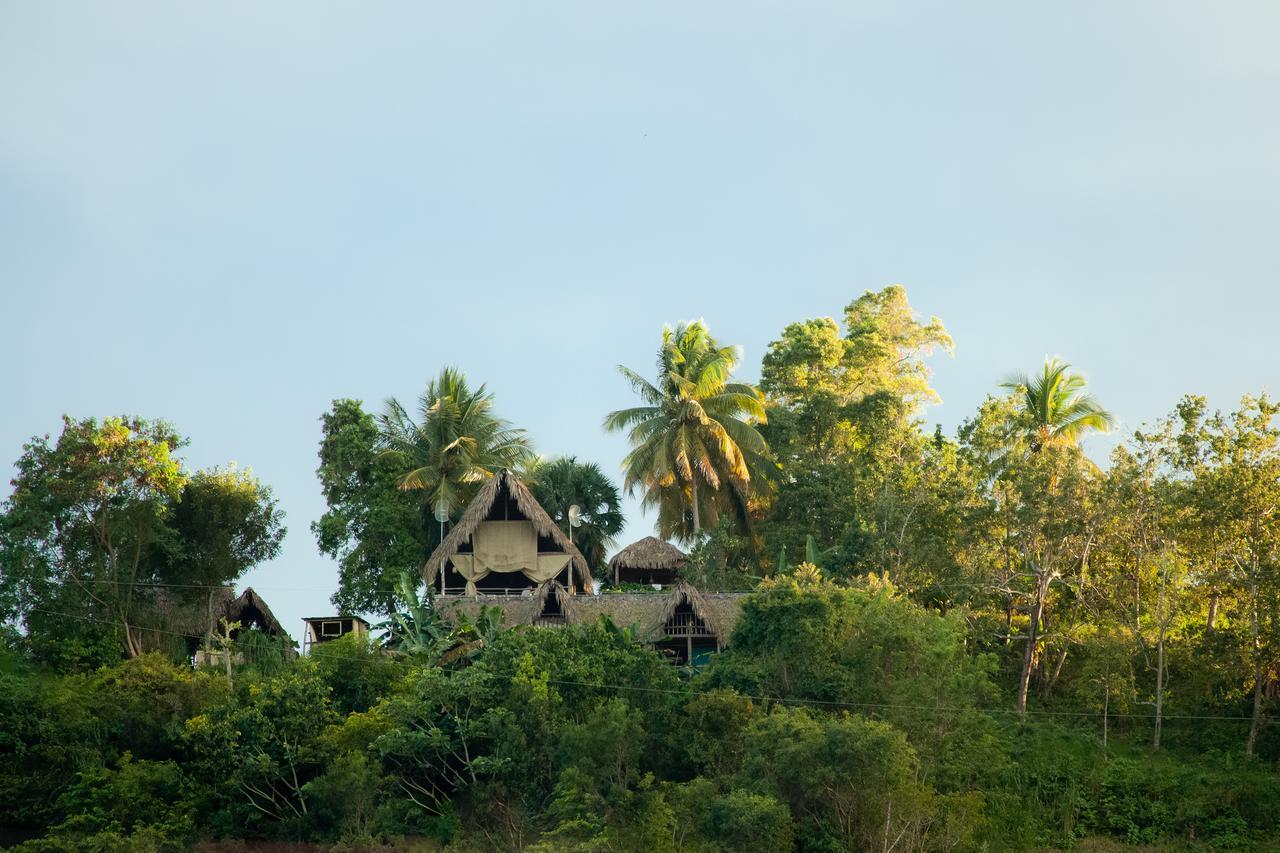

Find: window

[320,620,343,637]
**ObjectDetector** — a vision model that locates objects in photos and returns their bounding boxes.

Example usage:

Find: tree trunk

[690,477,701,534]
[1044,643,1070,700]
[1246,561,1263,756]
[1154,555,1167,751]
[1207,590,1219,633]
[122,618,141,658]
[206,586,217,660]
[1102,687,1109,748]
[1017,573,1048,716]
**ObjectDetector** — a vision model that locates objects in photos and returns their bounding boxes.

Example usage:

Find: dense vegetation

[3,286,1280,850]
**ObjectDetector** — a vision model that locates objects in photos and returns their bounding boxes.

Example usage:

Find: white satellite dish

[567,504,583,528]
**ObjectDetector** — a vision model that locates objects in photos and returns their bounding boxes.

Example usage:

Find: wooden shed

[302,615,371,654]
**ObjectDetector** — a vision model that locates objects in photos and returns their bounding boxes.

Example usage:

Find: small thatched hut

[192,586,296,664]
[139,585,236,659]
[226,587,290,640]
[423,469,592,597]
[608,536,687,586]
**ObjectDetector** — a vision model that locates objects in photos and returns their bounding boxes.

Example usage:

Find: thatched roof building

[608,536,687,586]
[434,581,747,666]
[422,469,592,596]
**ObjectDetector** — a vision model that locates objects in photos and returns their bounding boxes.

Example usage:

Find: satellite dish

[567,504,583,528]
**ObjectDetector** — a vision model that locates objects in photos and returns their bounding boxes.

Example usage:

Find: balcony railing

[665,612,715,638]
[441,586,541,597]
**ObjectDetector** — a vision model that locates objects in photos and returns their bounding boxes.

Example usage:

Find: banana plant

[382,570,505,667]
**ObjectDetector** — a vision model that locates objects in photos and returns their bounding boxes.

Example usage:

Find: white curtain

[448,522,572,595]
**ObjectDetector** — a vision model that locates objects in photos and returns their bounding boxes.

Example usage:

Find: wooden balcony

[664,612,715,638]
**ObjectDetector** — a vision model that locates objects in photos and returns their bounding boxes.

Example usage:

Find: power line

[21,607,1275,726]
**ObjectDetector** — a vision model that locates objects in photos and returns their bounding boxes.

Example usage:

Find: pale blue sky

[2,3,1277,638]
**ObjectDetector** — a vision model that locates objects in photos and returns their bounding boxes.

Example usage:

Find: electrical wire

[20,607,1275,726]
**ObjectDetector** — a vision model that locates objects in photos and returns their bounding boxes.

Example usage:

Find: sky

[2,2,1277,641]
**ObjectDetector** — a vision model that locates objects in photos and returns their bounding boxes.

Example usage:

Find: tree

[377,367,534,528]
[1001,357,1115,453]
[0,417,186,659]
[1,417,284,665]
[761,285,952,412]
[527,456,624,571]
[738,707,936,851]
[705,570,1001,792]
[972,360,1114,717]
[961,395,1104,716]
[1168,394,1280,754]
[314,400,432,616]
[604,321,774,542]
[167,467,285,654]
[183,662,336,830]
[757,287,962,589]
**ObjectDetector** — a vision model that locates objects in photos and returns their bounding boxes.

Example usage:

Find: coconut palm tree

[377,367,534,526]
[1001,357,1115,452]
[999,357,1113,717]
[604,321,776,542]
[527,456,625,571]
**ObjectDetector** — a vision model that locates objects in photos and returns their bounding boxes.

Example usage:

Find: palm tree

[604,321,776,542]
[527,456,624,571]
[377,367,534,528]
[999,357,1113,717]
[1001,357,1115,452]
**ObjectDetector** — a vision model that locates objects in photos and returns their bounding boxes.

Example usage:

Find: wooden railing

[441,586,540,597]
[665,612,715,638]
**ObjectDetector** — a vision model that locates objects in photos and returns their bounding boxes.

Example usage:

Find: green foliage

[681,518,760,591]
[703,788,794,852]
[706,571,1002,791]
[605,320,776,542]
[45,755,194,850]
[761,286,952,411]
[313,398,433,617]
[0,416,283,664]
[183,660,336,836]
[527,455,625,571]
[1001,357,1115,452]
[739,706,932,851]
[377,366,534,520]
[311,630,402,715]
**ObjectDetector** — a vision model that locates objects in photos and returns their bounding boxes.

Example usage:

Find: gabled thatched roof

[227,587,291,640]
[147,585,236,638]
[530,580,579,622]
[656,581,717,631]
[422,469,592,589]
[608,536,687,572]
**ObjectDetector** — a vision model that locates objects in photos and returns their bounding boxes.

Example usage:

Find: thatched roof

[608,536,687,572]
[530,580,578,622]
[422,469,592,589]
[146,585,236,638]
[435,583,748,645]
[226,587,291,640]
